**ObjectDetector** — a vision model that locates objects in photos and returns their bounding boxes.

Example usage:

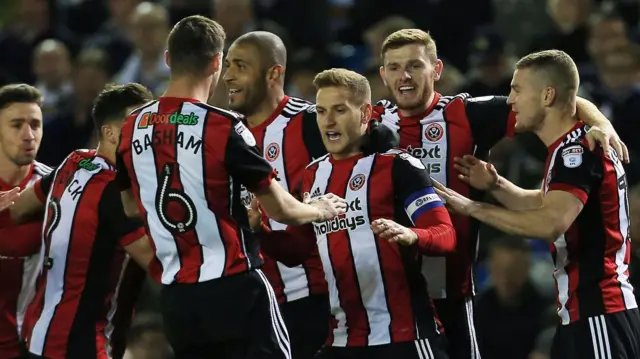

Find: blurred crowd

[1,0,639,358]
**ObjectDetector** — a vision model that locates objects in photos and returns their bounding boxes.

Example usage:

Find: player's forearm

[412,207,456,254]
[491,175,543,210]
[469,202,559,241]
[259,225,316,267]
[576,97,610,128]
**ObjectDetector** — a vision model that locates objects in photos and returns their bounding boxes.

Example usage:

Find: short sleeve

[100,181,146,247]
[392,153,445,225]
[548,144,602,204]
[33,168,57,203]
[115,150,131,191]
[226,121,276,193]
[464,95,516,150]
[300,106,327,160]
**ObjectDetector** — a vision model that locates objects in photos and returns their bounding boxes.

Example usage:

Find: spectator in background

[528,0,593,65]
[37,49,109,166]
[114,2,170,96]
[476,238,552,359]
[434,59,465,96]
[32,39,74,119]
[461,28,512,96]
[83,0,141,76]
[123,314,173,359]
[587,9,630,65]
[0,0,77,84]
[284,50,329,102]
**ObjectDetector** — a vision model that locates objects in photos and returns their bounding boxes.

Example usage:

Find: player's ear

[433,59,444,81]
[361,103,372,124]
[209,52,222,74]
[268,65,284,83]
[164,50,170,68]
[543,87,556,107]
[379,65,387,87]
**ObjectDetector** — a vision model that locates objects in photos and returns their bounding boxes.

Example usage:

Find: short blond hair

[313,68,371,104]
[381,29,437,61]
[516,50,579,104]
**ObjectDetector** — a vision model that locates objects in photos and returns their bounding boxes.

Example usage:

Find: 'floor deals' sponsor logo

[138,111,199,129]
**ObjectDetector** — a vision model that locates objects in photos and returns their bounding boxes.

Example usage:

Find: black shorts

[160,269,290,359]
[551,308,640,359]
[434,296,481,359]
[315,337,449,359]
[280,293,329,359]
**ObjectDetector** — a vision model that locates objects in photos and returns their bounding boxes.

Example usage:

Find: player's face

[507,69,546,133]
[0,102,43,166]
[223,44,268,116]
[380,44,442,112]
[316,87,370,159]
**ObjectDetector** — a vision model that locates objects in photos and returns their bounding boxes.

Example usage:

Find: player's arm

[466,144,599,241]
[490,176,543,210]
[371,154,456,254]
[227,122,344,225]
[6,167,57,224]
[102,181,153,269]
[465,95,628,160]
[115,149,140,218]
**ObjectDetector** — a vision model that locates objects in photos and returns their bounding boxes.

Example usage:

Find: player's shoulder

[378,148,427,170]
[373,99,398,119]
[193,102,245,122]
[552,126,597,168]
[282,96,316,119]
[32,160,53,177]
[305,153,330,169]
[127,100,158,117]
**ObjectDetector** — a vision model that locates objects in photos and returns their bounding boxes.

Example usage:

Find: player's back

[24,150,144,359]
[543,122,637,324]
[118,97,271,285]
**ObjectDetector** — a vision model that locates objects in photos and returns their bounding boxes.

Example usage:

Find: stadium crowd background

[1,0,639,358]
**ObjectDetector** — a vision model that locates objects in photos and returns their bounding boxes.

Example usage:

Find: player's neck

[163,76,214,104]
[0,156,31,187]
[536,108,579,147]
[95,142,116,165]
[245,91,286,128]
[398,91,435,118]
[331,138,364,161]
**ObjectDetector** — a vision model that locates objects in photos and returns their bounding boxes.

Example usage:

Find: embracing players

[223,30,397,358]
[435,50,640,359]
[252,68,456,359]
[1,83,154,359]
[373,28,629,359]
[116,16,346,359]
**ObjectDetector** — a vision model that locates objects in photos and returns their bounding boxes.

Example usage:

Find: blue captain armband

[404,187,444,223]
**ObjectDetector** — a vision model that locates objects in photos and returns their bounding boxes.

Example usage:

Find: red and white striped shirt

[0,161,50,359]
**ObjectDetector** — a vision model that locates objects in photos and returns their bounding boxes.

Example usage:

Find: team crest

[349,174,366,191]
[265,143,280,162]
[424,123,444,142]
[561,146,583,168]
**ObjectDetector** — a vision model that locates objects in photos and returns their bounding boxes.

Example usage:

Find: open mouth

[398,85,416,95]
[228,88,242,95]
[325,131,341,142]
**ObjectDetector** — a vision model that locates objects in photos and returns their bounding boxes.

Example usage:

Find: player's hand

[247,197,263,232]
[432,179,476,216]
[303,192,348,222]
[370,218,418,245]
[453,155,499,191]
[0,187,20,212]
[586,125,630,163]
